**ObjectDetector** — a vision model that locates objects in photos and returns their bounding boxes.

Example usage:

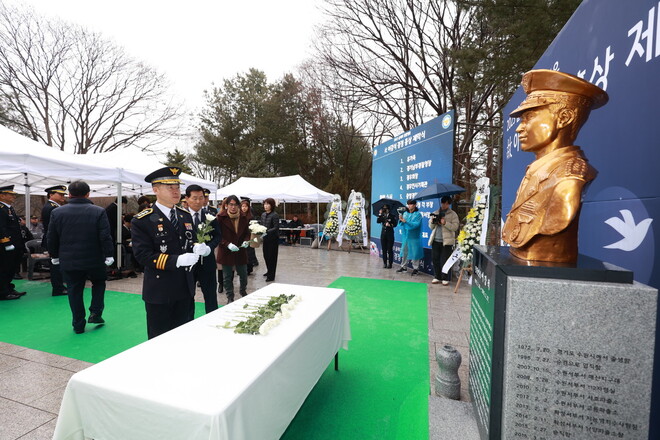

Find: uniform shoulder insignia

[563,157,590,179]
[175,206,188,213]
[135,208,153,219]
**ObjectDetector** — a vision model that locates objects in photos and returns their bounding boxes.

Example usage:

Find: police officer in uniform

[185,184,220,315]
[0,186,25,300]
[203,188,218,215]
[41,185,68,296]
[131,167,205,339]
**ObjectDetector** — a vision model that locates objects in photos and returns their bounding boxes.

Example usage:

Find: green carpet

[1,277,429,439]
[282,276,429,440]
[0,280,206,363]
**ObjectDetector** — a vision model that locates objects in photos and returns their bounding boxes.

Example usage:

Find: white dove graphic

[603,209,653,251]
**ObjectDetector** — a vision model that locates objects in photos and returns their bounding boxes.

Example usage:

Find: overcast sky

[12,0,325,113]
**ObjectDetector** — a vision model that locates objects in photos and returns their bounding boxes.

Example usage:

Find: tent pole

[116,183,123,269]
[23,173,30,219]
[283,201,286,220]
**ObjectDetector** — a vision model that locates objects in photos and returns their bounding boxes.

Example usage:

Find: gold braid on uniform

[155,253,168,270]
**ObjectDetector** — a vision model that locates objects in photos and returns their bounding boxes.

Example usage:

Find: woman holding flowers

[216,195,250,303]
[428,196,460,285]
[396,199,424,275]
[260,197,280,282]
[240,199,259,274]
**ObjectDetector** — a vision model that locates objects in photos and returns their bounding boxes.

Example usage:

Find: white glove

[176,253,199,267]
[4,245,15,251]
[51,258,60,265]
[240,241,250,248]
[193,243,211,257]
[105,257,115,266]
[227,243,239,252]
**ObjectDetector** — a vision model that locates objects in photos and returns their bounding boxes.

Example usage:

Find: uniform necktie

[170,208,178,228]
[194,212,200,229]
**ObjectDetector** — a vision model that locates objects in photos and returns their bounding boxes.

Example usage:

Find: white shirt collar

[155,201,176,217]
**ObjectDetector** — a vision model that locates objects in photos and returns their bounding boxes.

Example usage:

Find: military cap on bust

[45,185,67,195]
[144,166,182,185]
[0,185,18,195]
[510,69,609,118]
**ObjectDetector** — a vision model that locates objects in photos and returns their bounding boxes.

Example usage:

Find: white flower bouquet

[216,294,302,335]
[248,220,267,248]
[456,202,487,267]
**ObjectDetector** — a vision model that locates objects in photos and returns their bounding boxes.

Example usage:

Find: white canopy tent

[216,175,334,226]
[0,125,217,266]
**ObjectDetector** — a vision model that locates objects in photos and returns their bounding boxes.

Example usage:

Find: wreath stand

[453,265,472,294]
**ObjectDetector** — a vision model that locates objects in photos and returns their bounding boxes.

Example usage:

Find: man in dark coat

[47,181,115,333]
[216,195,249,303]
[0,186,25,300]
[41,185,68,296]
[131,167,200,339]
[376,204,398,268]
[185,184,221,315]
[105,196,127,267]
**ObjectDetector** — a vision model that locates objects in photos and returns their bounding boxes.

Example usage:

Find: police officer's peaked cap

[145,166,182,185]
[0,185,18,195]
[510,69,609,118]
[203,188,211,196]
[45,185,67,194]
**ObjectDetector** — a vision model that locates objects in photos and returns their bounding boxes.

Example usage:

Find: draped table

[53,283,351,440]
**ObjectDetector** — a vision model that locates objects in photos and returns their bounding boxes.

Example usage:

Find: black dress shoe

[13,273,23,280]
[263,273,268,277]
[52,291,68,296]
[411,269,419,275]
[0,293,20,300]
[387,264,392,269]
[74,327,85,334]
[383,264,388,268]
[265,277,274,282]
[88,314,105,324]
[11,290,26,296]
[396,267,407,273]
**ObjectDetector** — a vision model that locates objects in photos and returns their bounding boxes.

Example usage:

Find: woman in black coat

[260,197,279,282]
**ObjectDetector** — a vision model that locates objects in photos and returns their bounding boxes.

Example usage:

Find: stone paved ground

[0,244,472,439]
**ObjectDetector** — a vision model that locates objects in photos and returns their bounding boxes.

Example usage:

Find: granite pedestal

[469,245,657,440]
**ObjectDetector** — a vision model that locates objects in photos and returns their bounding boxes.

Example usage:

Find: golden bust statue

[502,69,608,263]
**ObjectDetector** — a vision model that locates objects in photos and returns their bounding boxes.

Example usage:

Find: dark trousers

[145,297,192,340]
[50,262,67,295]
[381,234,394,266]
[192,256,218,315]
[222,264,247,301]
[432,241,454,282]
[262,240,279,279]
[62,265,107,330]
[246,246,258,274]
[0,248,20,296]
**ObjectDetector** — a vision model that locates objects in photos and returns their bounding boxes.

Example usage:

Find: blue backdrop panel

[502,0,659,290]
[502,2,659,437]
[371,111,454,272]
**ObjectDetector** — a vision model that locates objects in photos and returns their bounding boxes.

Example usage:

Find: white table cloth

[53,283,351,440]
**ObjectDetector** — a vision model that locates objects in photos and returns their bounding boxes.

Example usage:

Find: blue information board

[502,0,659,290]
[370,111,454,272]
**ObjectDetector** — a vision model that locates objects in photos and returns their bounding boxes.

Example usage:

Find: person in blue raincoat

[396,199,424,275]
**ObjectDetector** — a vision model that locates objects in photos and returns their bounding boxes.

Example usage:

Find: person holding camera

[428,196,460,285]
[396,199,423,275]
[376,204,398,268]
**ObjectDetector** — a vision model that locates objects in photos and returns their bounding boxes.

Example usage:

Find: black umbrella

[414,182,466,201]
[372,198,404,215]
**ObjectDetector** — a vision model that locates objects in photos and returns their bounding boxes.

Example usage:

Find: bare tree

[0,2,182,153]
